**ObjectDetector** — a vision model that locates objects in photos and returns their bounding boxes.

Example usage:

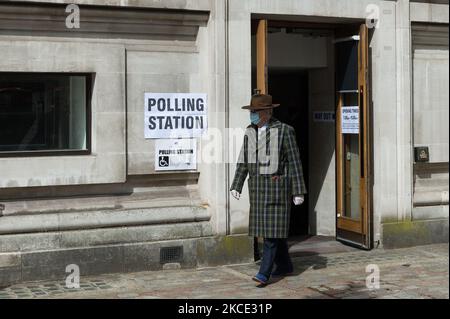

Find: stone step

[0,187,202,216]
[0,205,210,235]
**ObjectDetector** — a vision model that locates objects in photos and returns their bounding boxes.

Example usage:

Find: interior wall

[251,29,328,69]
[308,36,336,236]
[69,76,87,150]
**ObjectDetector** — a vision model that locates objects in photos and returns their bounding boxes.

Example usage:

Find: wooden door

[335,24,372,249]
[256,19,268,94]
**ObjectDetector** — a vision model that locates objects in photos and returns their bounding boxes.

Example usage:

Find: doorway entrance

[251,18,372,249]
[270,69,309,236]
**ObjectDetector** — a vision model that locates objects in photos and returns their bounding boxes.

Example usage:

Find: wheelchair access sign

[155,139,197,171]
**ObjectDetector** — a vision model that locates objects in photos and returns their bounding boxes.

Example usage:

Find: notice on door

[341,106,359,134]
[155,139,197,171]
[145,93,207,139]
[313,111,335,122]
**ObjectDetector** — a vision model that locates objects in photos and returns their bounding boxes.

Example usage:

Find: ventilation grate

[160,246,183,264]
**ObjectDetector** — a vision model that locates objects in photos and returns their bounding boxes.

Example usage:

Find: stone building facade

[0,0,448,286]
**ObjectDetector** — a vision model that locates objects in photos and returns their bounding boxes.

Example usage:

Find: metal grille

[412,23,449,50]
[160,246,183,264]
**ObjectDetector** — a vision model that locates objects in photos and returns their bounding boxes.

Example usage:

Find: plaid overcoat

[230,117,307,238]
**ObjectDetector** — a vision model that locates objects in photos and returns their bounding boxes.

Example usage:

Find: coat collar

[267,117,281,129]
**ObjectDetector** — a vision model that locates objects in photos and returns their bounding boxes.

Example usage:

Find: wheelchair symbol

[159,156,169,167]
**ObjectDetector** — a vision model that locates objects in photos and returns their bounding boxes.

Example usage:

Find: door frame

[253,19,373,249]
[335,24,372,249]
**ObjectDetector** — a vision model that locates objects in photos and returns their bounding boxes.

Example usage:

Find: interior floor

[255,235,359,261]
[287,235,359,257]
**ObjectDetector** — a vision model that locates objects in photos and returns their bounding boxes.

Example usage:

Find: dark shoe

[271,268,294,277]
[252,273,269,286]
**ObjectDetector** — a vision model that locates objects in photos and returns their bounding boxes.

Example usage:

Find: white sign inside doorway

[341,106,359,134]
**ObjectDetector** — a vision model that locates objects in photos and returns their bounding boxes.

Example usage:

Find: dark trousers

[258,238,293,278]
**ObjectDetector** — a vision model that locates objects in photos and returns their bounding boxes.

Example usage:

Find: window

[0,73,91,156]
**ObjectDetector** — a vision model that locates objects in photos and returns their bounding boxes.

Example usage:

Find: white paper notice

[341,106,359,134]
[144,93,207,139]
[155,139,197,171]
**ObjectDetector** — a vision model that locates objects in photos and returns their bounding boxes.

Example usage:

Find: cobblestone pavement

[0,243,448,299]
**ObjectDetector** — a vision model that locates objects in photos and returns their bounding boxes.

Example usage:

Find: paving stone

[2,243,447,299]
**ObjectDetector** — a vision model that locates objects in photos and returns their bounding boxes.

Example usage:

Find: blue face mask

[250,111,260,125]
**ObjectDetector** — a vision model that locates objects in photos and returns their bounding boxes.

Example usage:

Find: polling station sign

[341,106,359,134]
[145,93,207,139]
[155,139,197,171]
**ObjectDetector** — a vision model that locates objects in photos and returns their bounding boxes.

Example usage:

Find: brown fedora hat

[242,93,280,110]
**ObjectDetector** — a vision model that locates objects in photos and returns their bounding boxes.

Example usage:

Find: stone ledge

[0,206,209,234]
[381,218,449,249]
[0,0,212,12]
[0,234,253,287]
[0,252,20,268]
[0,221,214,252]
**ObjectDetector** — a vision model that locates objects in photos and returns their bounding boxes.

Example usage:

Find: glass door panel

[335,24,371,249]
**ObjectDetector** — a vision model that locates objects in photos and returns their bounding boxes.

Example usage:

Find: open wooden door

[252,19,268,259]
[335,24,372,249]
[256,19,268,94]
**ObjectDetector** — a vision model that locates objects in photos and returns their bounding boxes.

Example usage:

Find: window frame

[0,72,93,158]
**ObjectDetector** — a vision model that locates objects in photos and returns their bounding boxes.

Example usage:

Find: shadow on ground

[254,252,329,288]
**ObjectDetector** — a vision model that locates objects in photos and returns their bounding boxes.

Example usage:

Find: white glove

[231,190,240,200]
[293,195,304,205]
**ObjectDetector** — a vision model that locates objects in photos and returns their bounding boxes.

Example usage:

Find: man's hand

[293,195,304,205]
[231,190,240,200]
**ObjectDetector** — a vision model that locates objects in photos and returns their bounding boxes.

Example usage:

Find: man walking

[230,91,307,286]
